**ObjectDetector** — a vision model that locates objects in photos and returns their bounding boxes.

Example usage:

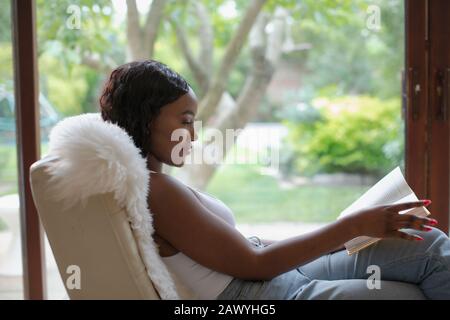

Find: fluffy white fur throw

[46,113,179,299]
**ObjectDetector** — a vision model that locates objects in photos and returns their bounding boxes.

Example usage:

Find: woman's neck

[146,154,163,173]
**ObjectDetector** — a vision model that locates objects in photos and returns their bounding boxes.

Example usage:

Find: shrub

[283,95,404,177]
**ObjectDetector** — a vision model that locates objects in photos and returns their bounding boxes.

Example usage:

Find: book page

[338,167,413,219]
[336,167,430,255]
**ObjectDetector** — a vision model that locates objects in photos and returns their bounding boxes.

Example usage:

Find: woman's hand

[344,200,438,241]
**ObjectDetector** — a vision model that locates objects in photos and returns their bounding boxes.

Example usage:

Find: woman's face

[148,87,198,167]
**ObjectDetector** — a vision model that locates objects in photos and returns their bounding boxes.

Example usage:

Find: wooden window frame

[405,0,449,235]
[11,0,46,300]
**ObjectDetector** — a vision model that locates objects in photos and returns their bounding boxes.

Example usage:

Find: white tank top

[152,172,235,299]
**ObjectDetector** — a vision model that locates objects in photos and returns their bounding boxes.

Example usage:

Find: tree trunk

[197,0,268,124]
[143,0,166,58]
[120,1,291,191]
[126,0,167,61]
[172,18,210,96]
[126,0,144,60]
[179,9,288,189]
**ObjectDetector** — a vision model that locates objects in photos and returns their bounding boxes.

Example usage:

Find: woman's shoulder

[149,171,188,193]
[147,171,195,209]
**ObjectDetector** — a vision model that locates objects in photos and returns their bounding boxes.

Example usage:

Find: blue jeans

[216,227,450,300]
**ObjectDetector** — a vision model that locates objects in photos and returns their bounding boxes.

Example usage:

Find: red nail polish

[423,199,432,206]
[429,219,439,226]
[414,236,424,241]
[423,226,433,232]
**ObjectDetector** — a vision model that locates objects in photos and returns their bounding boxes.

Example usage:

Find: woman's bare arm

[149,173,359,281]
[255,200,434,280]
[149,174,433,281]
[255,220,356,279]
[261,239,344,252]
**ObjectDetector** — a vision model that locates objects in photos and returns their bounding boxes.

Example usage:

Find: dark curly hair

[100,60,189,157]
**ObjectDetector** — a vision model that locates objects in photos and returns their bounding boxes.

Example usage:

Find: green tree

[0,0,11,42]
[292,0,404,99]
[36,0,294,188]
[35,0,405,188]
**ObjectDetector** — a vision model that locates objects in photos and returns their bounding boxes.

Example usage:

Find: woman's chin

[170,159,186,167]
[168,152,191,167]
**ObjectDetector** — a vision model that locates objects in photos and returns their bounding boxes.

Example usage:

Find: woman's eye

[183,120,194,125]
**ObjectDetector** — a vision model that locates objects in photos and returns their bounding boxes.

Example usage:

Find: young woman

[100,60,450,300]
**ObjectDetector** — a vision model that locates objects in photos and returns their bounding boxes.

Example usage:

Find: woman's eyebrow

[181,110,195,116]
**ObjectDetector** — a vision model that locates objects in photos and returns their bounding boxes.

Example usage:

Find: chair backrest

[30,156,161,299]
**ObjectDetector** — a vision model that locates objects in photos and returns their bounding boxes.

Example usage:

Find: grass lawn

[207,164,370,223]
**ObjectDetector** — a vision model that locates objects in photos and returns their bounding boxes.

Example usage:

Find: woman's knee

[422,226,447,242]
[416,226,449,254]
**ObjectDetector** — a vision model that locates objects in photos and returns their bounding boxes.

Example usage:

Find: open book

[337,166,430,255]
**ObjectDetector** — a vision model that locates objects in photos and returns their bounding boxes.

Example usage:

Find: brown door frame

[11,0,46,299]
[405,0,449,235]
[405,0,429,205]
[428,0,450,235]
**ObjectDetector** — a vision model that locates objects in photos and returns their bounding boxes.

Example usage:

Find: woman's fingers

[393,220,434,232]
[387,200,431,212]
[388,230,423,241]
[394,213,438,226]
